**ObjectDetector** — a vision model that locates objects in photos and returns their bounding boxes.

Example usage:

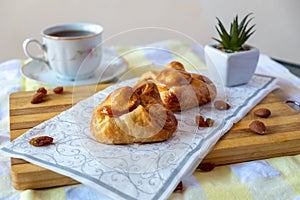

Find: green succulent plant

[213,13,256,52]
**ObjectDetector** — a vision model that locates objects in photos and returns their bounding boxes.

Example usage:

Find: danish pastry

[90,81,178,144]
[137,61,217,111]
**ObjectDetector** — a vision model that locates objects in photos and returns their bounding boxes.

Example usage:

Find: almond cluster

[194,100,231,128]
[30,86,64,104]
[249,108,272,135]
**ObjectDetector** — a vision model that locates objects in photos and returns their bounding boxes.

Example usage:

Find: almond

[173,182,183,192]
[29,136,53,147]
[249,120,267,135]
[31,92,46,104]
[36,87,47,95]
[53,86,64,94]
[214,100,231,110]
[254,108,271,118]
[198,162,215,172]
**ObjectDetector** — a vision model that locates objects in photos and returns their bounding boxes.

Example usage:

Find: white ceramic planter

[204,44,259,87]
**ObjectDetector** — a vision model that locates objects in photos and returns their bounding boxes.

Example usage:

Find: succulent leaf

[212,13,256,52]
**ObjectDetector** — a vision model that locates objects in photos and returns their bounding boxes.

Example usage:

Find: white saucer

[21,51,128,86]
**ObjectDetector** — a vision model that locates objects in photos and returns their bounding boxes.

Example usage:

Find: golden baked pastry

[90,81,178,144]
[137,61,217,111]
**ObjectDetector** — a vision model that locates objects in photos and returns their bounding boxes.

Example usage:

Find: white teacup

[23,23,103,81]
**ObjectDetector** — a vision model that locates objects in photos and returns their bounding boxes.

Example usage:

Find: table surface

[1,41,300,200]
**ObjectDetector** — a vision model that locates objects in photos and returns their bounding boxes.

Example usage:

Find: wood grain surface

[9,84,300,190]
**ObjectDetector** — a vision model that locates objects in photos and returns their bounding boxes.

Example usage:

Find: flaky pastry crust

[90,82,178,144]
[137,61,217,111]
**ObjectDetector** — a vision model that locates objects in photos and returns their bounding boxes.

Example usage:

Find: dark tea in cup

[49,30,95,37]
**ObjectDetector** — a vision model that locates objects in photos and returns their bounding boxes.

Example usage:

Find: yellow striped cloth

[1,40,300,200]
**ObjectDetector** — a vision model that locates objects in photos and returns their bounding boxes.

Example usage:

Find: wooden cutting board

[9,84,300,190]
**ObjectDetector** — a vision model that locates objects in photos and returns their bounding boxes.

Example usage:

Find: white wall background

[1,0,300,64]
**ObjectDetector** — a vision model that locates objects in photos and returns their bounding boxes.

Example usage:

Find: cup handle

[23,38,50,69]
